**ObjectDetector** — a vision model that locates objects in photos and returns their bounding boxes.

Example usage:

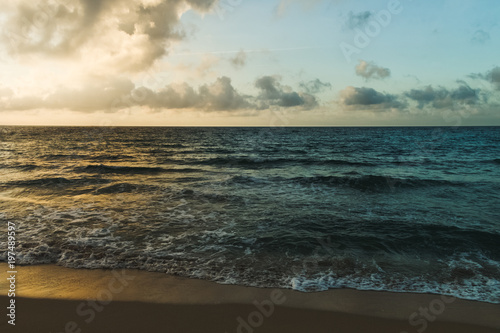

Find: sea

[0,126,499,303]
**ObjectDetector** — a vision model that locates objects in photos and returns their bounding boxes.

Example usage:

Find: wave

[89,154,136,161]
[75,164,204,175]
[291,174,465,191]
[348,222,500,255]
[0,163,39,171]
[185,157,376,168]
[320,159,376,167]
[3,234,499,304]
[388,159,433,166]
[93,182,159,194]
[4,176,111,187]
[42,154,88,160]
[227,174,465,191]
[227,175,270,185]
[42,154,137,162]
[174,148,236,155]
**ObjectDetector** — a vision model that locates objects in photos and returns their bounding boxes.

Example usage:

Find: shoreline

[1,264,499,332]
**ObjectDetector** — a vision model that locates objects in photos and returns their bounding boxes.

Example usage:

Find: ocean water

[0,126,499,303]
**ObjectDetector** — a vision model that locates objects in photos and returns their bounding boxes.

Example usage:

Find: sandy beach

[1,264,499,333]
[2,0,500,330]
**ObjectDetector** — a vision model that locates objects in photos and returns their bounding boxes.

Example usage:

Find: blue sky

[0,0,498,125]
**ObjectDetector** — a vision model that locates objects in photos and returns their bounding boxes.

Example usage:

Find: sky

[0,0,499,126]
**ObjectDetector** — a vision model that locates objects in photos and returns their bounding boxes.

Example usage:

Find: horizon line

[1,125,499,128]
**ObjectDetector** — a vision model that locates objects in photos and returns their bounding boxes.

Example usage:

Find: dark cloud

[405,86,446,108]
[340,86,399,108]
[490,67,500,89]
[355,60,391,80]
[469,67,500,90]
[405,84,480,109]
[471,30,490,44]
[255,76,318,109]
[340,82,485,113]
[299,79,331,94]
[345,11,373,30]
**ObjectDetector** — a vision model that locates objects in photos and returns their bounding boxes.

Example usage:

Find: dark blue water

[1,126,499,303]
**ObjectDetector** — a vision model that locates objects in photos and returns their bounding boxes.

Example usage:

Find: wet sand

[1,264,499,333]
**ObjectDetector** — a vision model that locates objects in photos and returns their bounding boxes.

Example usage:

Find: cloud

[405,84,480,109]
[1,75,325,113]
[0,87,14,99]
[339,82,485,114]
[0,76,250,112]
[469,67,500,90]
[355,60,391,80]
[339,86,406,111]
[196,54,221,77]
[48,78,136,111]
[471,30,490,44]
[488,67,500,90]
[299,79,331,94]
[170,54,221,81]
[255,76,318,109]
[1,0,218,73]
[197,76,252,110]
[229,50,247,69]
[345,11,373,30]
[137,75,320,112]
[1,77,135,111]
[121,76,252,111]
[339,86,402,110]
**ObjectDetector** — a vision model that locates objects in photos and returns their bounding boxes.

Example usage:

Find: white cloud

[355,60,391,80]
[1,0,218,75]
[255,76,318,109]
